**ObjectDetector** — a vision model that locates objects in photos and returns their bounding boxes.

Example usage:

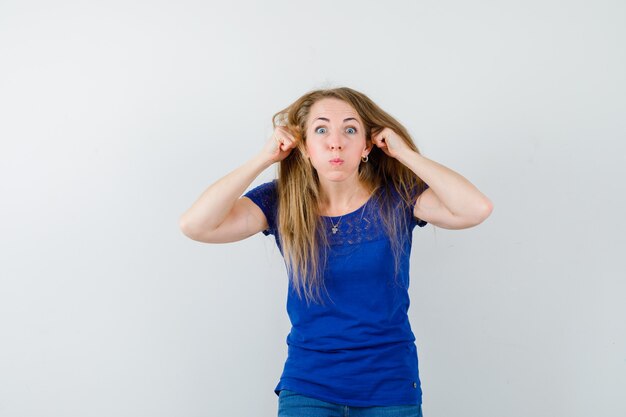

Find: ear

[363,143,373,157]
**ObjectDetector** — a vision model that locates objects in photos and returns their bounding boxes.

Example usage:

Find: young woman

[180,87,493,416]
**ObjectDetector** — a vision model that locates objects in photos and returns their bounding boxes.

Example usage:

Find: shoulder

[243,180,278,205]
[242,180,279,235]
[379,182,429,228]
[246,179,277,195]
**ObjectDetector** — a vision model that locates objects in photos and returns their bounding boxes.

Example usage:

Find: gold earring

[361,155,369,163]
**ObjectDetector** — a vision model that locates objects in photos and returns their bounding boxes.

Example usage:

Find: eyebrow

[313,117,360,125]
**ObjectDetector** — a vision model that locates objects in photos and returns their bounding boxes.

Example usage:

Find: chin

[316,171,357,183]
[311,162,360,182]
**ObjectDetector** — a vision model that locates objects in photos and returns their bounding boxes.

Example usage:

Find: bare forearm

[397,150,492,217]
[179,154,272,234]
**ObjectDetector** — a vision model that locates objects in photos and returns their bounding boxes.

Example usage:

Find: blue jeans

[278,390,423,417]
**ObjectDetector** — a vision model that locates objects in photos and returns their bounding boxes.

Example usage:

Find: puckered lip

[329,158,344,163]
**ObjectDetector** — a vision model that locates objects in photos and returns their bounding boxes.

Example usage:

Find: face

[303,98,371,183]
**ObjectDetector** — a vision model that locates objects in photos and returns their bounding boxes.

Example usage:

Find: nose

[328,133,344,150]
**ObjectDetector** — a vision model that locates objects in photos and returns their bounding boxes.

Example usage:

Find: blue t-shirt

[244,180,428,407]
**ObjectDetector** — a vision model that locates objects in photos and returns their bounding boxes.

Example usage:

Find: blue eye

[315,126,358,134]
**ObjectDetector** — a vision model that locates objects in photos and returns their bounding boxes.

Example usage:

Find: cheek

[305,142,322,160]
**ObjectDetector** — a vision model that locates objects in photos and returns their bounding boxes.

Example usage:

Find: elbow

[179,215,196,239]
[476,199,494,224]
[484,198,494,216]
[463,199,493,227]
[179,216,220,243]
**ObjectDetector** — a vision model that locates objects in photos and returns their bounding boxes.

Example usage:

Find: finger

[277,127,294,141]
[272,136,284,153]
[280,139,293,151]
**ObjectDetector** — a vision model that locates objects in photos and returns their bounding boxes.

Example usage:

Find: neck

[318,174,369,215]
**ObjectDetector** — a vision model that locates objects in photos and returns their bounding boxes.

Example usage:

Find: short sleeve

[242,180,278,236]
[413,183,429,228]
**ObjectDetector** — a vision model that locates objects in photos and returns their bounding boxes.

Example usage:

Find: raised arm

[370,127,493,230]
[179,126,296,243]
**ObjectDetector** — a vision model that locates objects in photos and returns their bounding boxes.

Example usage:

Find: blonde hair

[272,87,428,306]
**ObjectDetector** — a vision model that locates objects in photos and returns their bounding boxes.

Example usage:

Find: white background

[1,1,624,416]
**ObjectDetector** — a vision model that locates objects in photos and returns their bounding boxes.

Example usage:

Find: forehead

[308,98,360,124]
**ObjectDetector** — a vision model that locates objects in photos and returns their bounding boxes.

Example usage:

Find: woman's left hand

[370,127,412,161]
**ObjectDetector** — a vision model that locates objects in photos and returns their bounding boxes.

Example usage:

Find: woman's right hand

[259,126,298,165]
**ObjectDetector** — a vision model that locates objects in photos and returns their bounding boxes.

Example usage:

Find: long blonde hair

[272,87,428,306]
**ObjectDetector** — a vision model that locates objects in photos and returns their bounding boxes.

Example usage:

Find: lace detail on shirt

[243,180,428,242]
[321,197,390,246]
